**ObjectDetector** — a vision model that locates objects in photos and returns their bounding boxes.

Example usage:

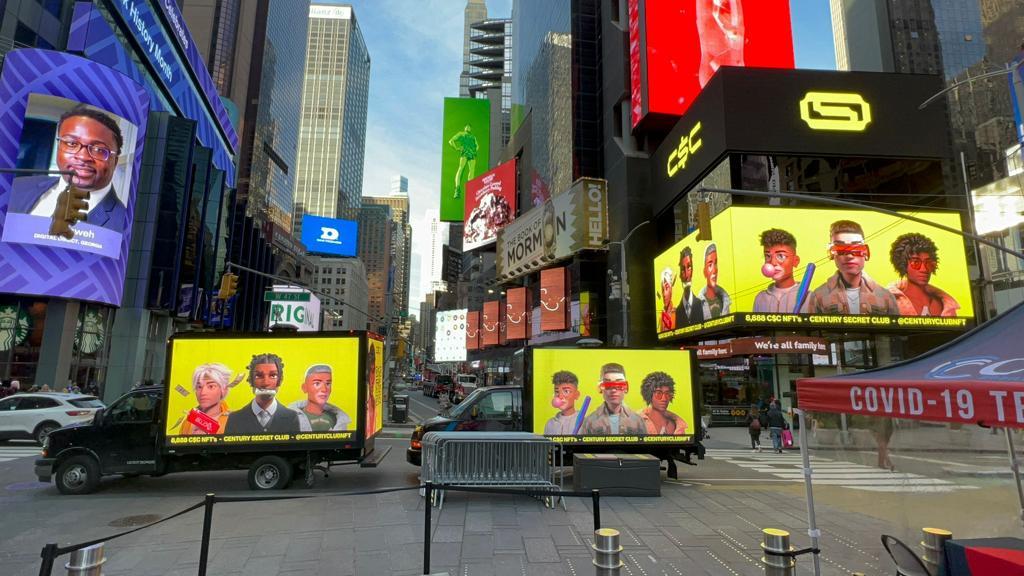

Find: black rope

[211,484,420,503]
[763,546,821,558]
[52,501,206,555]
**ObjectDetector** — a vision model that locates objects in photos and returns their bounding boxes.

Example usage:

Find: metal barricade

[420,432,562,509]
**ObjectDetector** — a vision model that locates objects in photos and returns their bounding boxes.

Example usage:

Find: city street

[0,422,1019,575]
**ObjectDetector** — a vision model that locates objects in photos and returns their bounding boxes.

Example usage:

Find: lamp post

[607,220,651,348]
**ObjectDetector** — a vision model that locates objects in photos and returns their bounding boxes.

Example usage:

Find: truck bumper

[406,447,421,466]
[35,458,55,483]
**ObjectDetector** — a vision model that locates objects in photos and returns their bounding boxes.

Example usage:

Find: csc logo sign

[927,356,1024,381]
[666,122,703,178]
[799,92,872,132]
[319,227,340,243]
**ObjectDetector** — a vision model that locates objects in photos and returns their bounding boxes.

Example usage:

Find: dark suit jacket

[675,288,705,327]
[224,402,300,435]
[8,175,126,232]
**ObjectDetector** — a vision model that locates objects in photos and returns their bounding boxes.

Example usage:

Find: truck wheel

[248,456,293,490]
[55,455,100,495]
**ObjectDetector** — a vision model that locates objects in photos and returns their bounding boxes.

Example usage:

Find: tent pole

[1005,428,1024,527]
[797,409,822,576]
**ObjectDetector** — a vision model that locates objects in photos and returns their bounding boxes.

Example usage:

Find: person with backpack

[745,405,763,452]
[767,401,787,453]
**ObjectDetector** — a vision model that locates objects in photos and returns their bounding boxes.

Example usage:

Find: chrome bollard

[65,543,105,576]
[921,527,952,576]
[761,528,796,576]
[593,528,623,575]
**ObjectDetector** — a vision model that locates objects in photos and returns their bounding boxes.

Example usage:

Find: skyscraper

[390,175,409,196]
[468,18,513,162]
[294,4,371,230]
[365,193,412,329]
[358,204,394,332]
[426,210,448,293]
[460,0,489,97]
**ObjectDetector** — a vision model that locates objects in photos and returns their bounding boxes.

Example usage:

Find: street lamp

[607,220,651,347]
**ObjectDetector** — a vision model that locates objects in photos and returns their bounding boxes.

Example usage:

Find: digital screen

[506,287,528,340]
[532,349,696,445]
[300,214,358,257]
[365,337,383,438]
[0,49,150,306]
[653,206,975,339]
[631,0,794,128]
[439,98,490,222]
[434,309,467,362]
[481,300,500,347]
[164,336,363,446]
[466,310,480,350]
[540,267,568,331]
[463,158,516,251]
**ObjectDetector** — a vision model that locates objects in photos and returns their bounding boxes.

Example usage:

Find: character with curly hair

[544,370,581,435]
[754,228,810,313]
[886,232,959,316]
[638,372,688,435]
[224,353,301,435]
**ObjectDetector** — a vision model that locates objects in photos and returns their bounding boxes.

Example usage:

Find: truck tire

[55,455,100,495]
[248,455,292,490]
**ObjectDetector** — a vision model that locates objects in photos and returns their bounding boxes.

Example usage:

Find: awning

[797,302,1024,428]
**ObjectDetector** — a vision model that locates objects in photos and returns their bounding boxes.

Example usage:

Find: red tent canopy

[797,303,1024,428]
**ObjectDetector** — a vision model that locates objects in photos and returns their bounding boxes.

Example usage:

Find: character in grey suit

[7,106,126,234]
[224,353,300,435]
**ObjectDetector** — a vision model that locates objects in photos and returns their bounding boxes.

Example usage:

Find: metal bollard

[921,527,952,576]
[65,543,105,576]
[592,528,623,575]
[761,528,796,576]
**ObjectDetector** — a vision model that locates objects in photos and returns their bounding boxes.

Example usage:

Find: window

[69,398,105,409]
[107,392,157,423]
[16,397,60,410]
[475,391,514,420]
[0,398,20,411]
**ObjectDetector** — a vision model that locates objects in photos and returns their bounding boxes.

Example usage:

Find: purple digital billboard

[0,49,150,306]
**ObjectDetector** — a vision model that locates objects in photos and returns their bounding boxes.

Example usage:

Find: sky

[341,0,836,314]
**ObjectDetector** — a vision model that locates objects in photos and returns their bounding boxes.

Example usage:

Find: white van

[452,374,479,403]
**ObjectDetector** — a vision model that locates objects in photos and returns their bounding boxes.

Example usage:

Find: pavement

[0,403,1021,575]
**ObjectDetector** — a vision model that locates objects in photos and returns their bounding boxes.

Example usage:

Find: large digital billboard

[164,335,362,446]
[481,300,500,347]
[532,349,696,445]
[630,0,794,129]
[0,49,150,306]
[540,267,569,332]
[434,309,468,362]
[506,287,528,340]
[300,214,358,257]
[440,98,490,222]
[463,158,517,251]
[653,207,975,339]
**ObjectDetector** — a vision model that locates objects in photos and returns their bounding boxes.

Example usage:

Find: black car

[406,386,523,466]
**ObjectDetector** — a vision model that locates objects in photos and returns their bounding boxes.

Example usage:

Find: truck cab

[36,387,163,494]
[451,373,479,403]
[406,385,523,465]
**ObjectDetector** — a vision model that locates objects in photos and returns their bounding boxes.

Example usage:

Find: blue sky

[340,1,835,310]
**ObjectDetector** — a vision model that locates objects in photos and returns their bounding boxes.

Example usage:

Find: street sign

[264,291,311,302]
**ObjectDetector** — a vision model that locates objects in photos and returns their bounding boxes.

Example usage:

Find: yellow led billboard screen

[532,349,695,445]
[366,336,384,438]
[653,207,974,339]
[165,336,361,446]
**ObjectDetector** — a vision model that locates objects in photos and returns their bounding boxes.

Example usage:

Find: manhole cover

[108,514,161,527]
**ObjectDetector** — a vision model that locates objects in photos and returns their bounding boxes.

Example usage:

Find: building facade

[459,0,488,97]
[311,255,369,330]
[468,18,513,165]
[427,210,448,293]
[294,4,370,227]
[364,194,412,328]
[358,203,394,332]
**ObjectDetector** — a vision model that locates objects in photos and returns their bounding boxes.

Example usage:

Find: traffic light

[218,272,239,299]
[49,184,90,239]
[696,201,712,241]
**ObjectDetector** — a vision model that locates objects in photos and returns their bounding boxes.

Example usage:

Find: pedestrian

[40,383,51,392]
[10,380,20,394]
[745,405,762,452]
[0,380,9,399]
[766,402,787,453]
[872,417,895,471]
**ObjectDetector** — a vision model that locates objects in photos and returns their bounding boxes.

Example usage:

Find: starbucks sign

[0,305,30,352]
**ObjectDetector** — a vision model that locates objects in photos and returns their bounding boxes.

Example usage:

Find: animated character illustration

[675,246,705,326]
[224,353,301,435]
[808,220,899,315]
[638,371,688,435]
[887,232,959,316]
[544,370,583,435]
[659,267,676,331]
[753,228,811,313]
[178,363,242,435]
[448,124,478,199]
[698,243,731,318]
[290,364,352,432]
[580,363,646,435]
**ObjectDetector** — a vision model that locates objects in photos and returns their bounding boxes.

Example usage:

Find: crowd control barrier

[420,431,563,509]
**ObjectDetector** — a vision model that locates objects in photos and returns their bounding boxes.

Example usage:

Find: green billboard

[440,97,491,221]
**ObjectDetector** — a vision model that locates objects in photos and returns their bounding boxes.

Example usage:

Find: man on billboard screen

[580,363,646,435]
[544,371,581,435]
[224,353,301,435]
[675,246,704,327]
[698,244,731,318]
[289,364,351,432]
[887,232,960,317]
[754,228,810,313]
[178,364,243,435]
[808,220,899,315]
[639,371,688,435]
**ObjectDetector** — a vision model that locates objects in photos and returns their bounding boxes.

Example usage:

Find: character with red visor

[580,363,646,435]
[808,220,899,315]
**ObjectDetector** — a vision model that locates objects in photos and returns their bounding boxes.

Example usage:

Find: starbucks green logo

[75,310,105,355]
[0,306,31,352]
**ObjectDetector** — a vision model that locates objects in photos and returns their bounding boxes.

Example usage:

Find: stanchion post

[423,482,432,575]
[38,543,58,576]
[921,527,952,575]
[64,542,106,575]
[591,489,601,532]
[592,528,623,575]
[761,528,796,576]
[197,493,216,576]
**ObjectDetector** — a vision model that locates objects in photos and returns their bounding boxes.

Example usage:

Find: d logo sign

[320,227,339,241]
[799,92,872,132]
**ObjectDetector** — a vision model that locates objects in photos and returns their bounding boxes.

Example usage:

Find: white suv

[0,393,105,444]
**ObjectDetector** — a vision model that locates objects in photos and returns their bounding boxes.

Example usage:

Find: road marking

[0,446,41,463]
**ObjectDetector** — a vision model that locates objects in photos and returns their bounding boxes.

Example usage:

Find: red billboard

[630,0,794,129]
[506,287,528,340]
[481,300,500,347]
[540,267,569,332]
[499,299,508,346]
[463,159,517,251]
[466,310,480,350]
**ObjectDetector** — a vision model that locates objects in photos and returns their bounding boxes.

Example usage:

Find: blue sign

[301,215,358,257]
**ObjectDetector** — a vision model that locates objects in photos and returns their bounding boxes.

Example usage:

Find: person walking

[767,402,787,453]
[745,406,762,452]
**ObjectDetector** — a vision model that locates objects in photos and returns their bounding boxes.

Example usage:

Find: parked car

[407,386,523,466]
[0,393,105,444]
